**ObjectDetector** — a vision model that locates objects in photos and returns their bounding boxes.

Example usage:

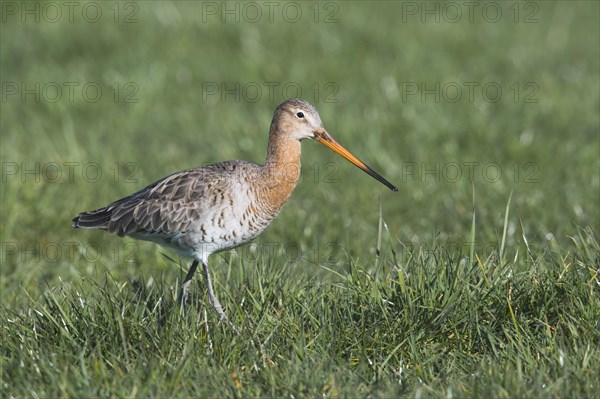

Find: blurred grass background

[1,1,599,397]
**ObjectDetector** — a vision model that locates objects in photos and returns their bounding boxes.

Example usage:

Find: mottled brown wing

[73,161,249,237]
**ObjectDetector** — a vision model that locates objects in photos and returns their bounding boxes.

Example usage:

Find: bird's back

[73,160,281,258]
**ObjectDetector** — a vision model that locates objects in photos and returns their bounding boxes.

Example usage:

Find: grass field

[1,1,599,397]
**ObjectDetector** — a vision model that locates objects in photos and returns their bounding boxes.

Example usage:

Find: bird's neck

[260,130,302,210]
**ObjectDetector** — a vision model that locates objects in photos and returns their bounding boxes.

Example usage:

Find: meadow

[1,1,599,397]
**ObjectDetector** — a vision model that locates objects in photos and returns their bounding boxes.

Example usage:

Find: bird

[73,99,397,332]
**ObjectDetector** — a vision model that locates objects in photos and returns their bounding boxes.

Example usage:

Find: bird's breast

[174,179,285,256]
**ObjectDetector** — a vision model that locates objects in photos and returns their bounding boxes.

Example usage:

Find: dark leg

[179,259,199,304]
[202,261,239,335]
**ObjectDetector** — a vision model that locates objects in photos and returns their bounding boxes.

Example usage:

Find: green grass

[1,1,599,397]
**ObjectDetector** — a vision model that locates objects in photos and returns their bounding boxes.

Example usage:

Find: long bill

[313,128,398,192]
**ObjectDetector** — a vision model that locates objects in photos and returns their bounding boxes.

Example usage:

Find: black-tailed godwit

[73,99,397,331]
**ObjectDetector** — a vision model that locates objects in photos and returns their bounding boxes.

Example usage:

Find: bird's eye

[296,111,304,119]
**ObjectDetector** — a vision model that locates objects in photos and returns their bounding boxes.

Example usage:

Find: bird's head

[270,99,398,192]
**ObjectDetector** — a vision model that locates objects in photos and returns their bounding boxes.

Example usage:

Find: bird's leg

[202,260,239,335]
[178,259,199,304]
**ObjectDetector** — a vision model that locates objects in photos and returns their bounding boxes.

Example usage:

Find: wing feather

[73,161,255,238]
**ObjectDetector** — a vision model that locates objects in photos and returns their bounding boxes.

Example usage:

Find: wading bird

[73,99,397,332]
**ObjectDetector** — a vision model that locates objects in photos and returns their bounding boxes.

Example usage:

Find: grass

[1,1,599,397]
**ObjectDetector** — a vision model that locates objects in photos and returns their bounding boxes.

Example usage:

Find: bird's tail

[72,207,113,230]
